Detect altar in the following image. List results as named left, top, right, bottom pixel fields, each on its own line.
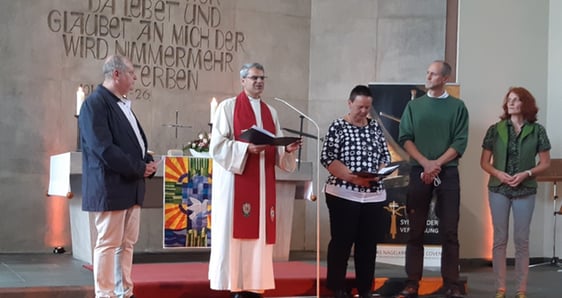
left=47, top=152, right=312, bottom=264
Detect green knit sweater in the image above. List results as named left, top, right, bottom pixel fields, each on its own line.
left=398, top=94, right=469, bottom=167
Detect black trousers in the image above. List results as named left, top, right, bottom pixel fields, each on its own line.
left=405, top=166, right=461, bottom=289
left=325, top=192, right=386, bottom=293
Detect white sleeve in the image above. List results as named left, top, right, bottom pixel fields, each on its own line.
left=209, top=98, right=249, bottom=174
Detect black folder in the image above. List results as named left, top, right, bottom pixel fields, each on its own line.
left=353, top=164, right=400, bottom=178
left=239, top=126, right=300, bottom=146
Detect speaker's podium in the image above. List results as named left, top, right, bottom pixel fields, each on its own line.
left=530, top=158, right=562, bottom=268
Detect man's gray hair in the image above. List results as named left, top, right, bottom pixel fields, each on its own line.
left=434, top=60, right=452, bottom=77
left=240, top=62, right=264, bottom=78
left=103, top=55, right=129, bottom=79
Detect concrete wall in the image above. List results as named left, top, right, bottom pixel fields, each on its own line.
left=547, top=0, right=562, bottom=160
left=0, top=0, right=311, bottom=252
left=544, top=0, right=562, bottom=258
left=457, top=0, right=552, bottom=258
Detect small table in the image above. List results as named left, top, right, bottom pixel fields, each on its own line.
left=530, top=159, right=562, bottom=268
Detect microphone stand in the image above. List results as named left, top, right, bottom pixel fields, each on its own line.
left=274, top=97, right=321, bottom=298
left=298, top=115, right=304, bottom=170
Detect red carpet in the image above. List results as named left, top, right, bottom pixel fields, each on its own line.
left=84, top=261, right=328, bottom=297
left=83, top=262, right=466, bottom=297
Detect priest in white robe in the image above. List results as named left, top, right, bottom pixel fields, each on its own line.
left=208, top=62, right=300, bottom=298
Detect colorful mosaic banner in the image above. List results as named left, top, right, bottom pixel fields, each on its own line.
left=164, top=156, right=212, bottom=248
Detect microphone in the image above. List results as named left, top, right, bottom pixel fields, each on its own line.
left=379, top=111, right=401, bottom=123
left=274, top=97, right=322, bottom=298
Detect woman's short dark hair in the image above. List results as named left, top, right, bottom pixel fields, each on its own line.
left=500, top=87, right=539, bottom=123
left=349, top=85, right=372, bottom=102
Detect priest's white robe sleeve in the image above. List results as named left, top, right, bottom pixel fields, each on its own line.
left=209, top=98, right=249, bottom=174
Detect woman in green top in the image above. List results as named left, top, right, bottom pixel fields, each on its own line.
left=480, top=87, right=551, bottom=298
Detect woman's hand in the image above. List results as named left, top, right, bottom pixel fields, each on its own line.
left=350, top=174, right=380, bottom=188
left=505, top=172, right=528, bottom=187
left=495, top=170, right=515, bottom=185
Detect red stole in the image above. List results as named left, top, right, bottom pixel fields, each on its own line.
left=232, top=91, right=277, bottom=244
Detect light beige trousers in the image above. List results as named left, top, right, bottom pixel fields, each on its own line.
left=93, top=205, right=140, bottom=298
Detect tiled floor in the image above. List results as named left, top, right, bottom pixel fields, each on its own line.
left=0, top=253, right=93, bottom=288
left=1, top=252, right=562, bottom=297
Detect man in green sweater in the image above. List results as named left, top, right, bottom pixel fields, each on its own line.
left=396, top=60, right=469, bottom=298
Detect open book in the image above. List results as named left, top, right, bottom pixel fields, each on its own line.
left=239, top=125, right=300, bottom=146
left=353, top=164, right=400, bottom=178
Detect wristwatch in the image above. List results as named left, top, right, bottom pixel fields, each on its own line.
left=526, top=170, right=533, bottom=177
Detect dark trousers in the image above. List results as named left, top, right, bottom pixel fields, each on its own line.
left=405, top=166, right=461, bottom=289
left=325, top=193, right=386, bottom=293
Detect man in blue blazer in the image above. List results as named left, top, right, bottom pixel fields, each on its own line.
left=79, top=55, right=158, bottom=298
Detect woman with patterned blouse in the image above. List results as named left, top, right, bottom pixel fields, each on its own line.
left=320, top=85, right=391, bottom=298
left=480, top=87, right=551, bottom=298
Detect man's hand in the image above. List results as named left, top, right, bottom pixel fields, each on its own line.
left=420, top=159, right=441, bottom=184
left=247, top=144, right=268, bottom=155
left=422, top=160, right=441, bottom=176
left=144, top=161, right=158, bottom=177
left=285, top=138, right=303, bottom=153
left=420, top=172, right=436, bottom=185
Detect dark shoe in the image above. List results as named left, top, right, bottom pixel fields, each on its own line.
left=395, top=285, right=418, bottom=298
left=358, top=290, right=375, bottom=298
left=333, top=289, right=351, bottom=298
left=243, top=291, right=263, bottom=298
left=445, top=287, right=464, bottom=298
left=230, top=291, right=263, bottom=298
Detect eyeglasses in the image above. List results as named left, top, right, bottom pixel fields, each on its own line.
left=246, top=76, right=267, bottom=81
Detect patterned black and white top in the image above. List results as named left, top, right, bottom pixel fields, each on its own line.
left=321, top=117, right=391, bottom=196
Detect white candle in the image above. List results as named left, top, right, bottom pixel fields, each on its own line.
left=210, top=97, right=217, bottom=124
left=76, top=86, right=85, bottom=116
